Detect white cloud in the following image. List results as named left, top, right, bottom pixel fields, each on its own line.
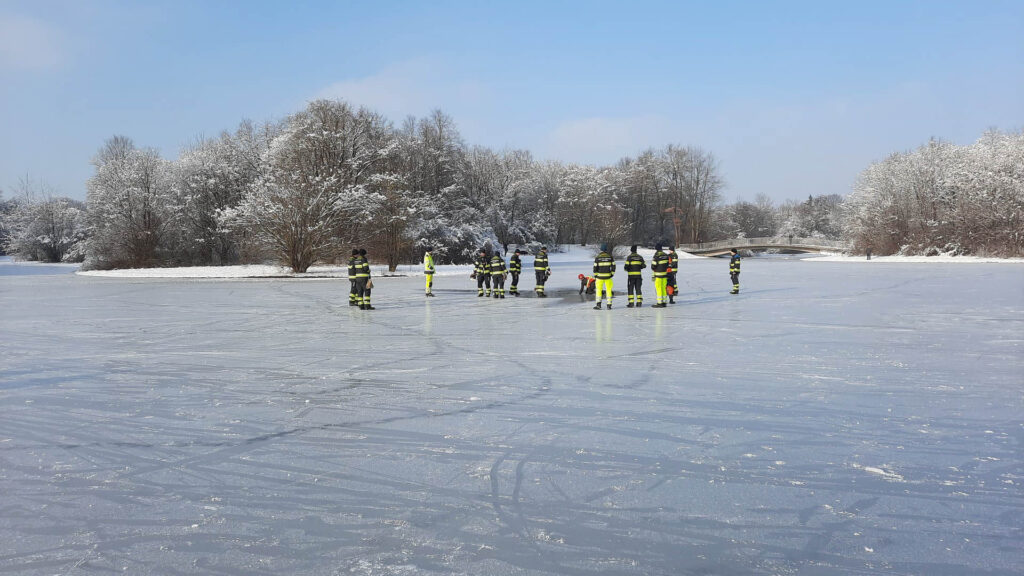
left=313, top=57, right=490, bottom=122
left=0, top=14, right=62, bottom=70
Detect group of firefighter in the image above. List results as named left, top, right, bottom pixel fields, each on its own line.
left=467, top=246, right=548, bottom=299
left=420, top=244, right=741, bottom=308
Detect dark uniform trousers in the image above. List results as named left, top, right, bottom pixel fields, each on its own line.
left=628, top=277, right=643, bottom=303
left=354, top=278, right=370, bottom=304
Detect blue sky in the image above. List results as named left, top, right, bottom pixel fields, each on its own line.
left=1, top=0, right=1021, bottom=203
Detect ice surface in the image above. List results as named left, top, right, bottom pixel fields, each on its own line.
left=1, top=253, right=1022, bottom=575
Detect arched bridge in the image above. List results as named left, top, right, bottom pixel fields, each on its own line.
left=677, top=237, right=848, bottom=256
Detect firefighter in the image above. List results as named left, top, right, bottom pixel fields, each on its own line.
left=472, top=249, right=491, bottom=297
left=623, top=244, right=646, bottom=307
left=508, top=249, right=523, bottom=296
left=355, top=248, right=374, bottom=310
left=592, top=243, right=615, bottom=310
left=729, top=248, right=741, bottom=294
left=667, top=246, right=679, bottom=304
left=347, top=248, right=360, bottom=306
left=490, top=252, right=507, bottom=298
left=651, top=243, right=670, bottom=307
left=578, top=273, right=596, bottom=295
left=534, top=246, right=551, bottom=297
left=423, top=246, right=435, bottom=297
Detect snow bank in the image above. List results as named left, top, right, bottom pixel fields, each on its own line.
left=806, top=254, right=1024, bottom=264
left=74, top=245, right=662, bottom=279
left=75, top=245, right=1023, bottom=279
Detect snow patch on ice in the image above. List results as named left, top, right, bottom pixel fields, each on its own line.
left=807, top=254, right=1024, bottom=264
left=852, top=463, right=905, bottom=482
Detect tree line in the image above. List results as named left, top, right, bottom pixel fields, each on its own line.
left=843, top=130, right=1023, bottom=257
left=1, top=100, right=1020, bottom=267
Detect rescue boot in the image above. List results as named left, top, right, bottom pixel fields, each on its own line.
left=594, top=302, right=602, bottom=310
left=627, top=302, right=634, bottom=308
left=607, top=302, right=611, bottom=309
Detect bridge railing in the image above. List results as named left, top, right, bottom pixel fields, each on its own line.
left=677, top=237, right=848, bottom=252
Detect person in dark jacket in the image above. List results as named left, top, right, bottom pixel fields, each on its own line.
left=667, top=247, right=679, bottom=303
left=490, top=252, right=507, bottom=298
left=355, top=248, right=374, bottom=310
left=347, top=248, right=360, bottom=306
left=473, top=249, right=491, bottom=297
left=623, top=245, right=646, bottom=307
left=729, top=248, right=741, bottom=294
left=592, top=243, right=615, bottom=309
left=534, top=246, right=551, bottom=297
left=651, top=244, right=670, bottom=307
left=508, top=249, right=523, bottom=296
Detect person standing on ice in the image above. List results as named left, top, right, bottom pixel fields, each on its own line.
left=423, top=246, right=436, bottom=297
left=508, top=249, right=523, bottom=296
left=623, top=244, right=646, bottom=307
left=729, top=248, right=741, bottom=294
left=651, top=243, right=670, bottom=307
left=592, top=243, right=616, bottom=309
left=355, top=248, right=374, bottom=310
left=489, top=251, right=507, bottom=298
left=534, top=246, right=551, bottom=297
left=472, top=248, right=491, bottom=297
left=347, top=248, right=360, bottom=306
left=666, top=246, right=680, bottom=304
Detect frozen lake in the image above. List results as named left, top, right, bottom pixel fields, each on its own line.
left=1, top=255, right=1022, bottom=575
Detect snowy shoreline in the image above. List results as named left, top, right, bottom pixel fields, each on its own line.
left=70, top=248, right=1024, bottom=279
left=5, top=246, right=1019, bottom=280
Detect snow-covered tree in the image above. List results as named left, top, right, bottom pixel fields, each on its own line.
left=85, top=137, right=176, bottom=269
left=0, top=190, right=9, bottom=253
left=170, top=121, right=276, bottom=265
left=555, top=164, right=626, bottom=246
left=777, top=194, right=843, bottom=240
left=2, top=176, right=87, bottom=262
left=843, top=131, right=1023, bottom=256
left=727, top=194, right=778, bottom=239
left=224, top=100, right=392, bottom=272
left=398, top=110, right=495, bottom=263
